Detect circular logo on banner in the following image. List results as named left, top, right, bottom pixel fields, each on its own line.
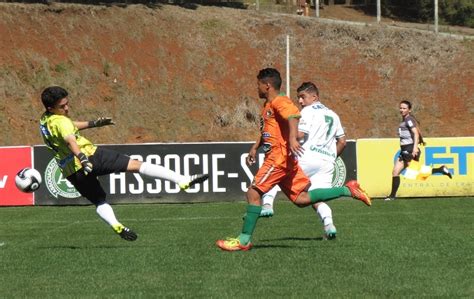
left=45, top=159, right=81, bottom=198
left=332, top=157, right=347, bottom=187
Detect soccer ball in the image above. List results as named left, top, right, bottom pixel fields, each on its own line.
left=15, top=167, right=42, bottom=193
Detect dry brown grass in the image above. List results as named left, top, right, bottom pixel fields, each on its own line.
left=0, top=3, right=472, bottom=145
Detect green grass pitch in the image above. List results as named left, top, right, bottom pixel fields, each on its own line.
left=1, top=197, right=473, bottom=298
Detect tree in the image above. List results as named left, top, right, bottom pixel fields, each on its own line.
left=440, top=0, right=474, bottom=27
left=379, top=0, right=473, bottom=28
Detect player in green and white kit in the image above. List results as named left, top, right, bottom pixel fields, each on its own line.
left=260, top=82, right=346, bottom=239
left=40, top=86, right=208, bottom=241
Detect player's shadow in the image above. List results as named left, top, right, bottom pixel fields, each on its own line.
left=252, top=244, right=294, bottom=249
left=253, top=236, right=326, bottom=249
left=36, top=245, right=144, bottom=249
left=260, top=236, right=325, bottom=242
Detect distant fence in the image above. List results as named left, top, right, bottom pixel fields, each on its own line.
left=2, top=0, right=472, bottom=35
left=250, top=1, right=473, bottom=36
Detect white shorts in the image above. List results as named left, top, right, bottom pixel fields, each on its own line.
left=299, top=158, right=335, bottom=190
left=262, top=157, right=335, bottom=201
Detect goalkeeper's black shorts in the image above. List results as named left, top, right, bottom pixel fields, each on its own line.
left=66, top=147, right=130, bottom=205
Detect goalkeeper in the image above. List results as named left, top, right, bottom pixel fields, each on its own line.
left=39, top=86, right=208, bottom=241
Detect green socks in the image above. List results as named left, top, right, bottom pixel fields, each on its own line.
left=308, top=187, right=351, bottom=204
left=239, top=205, right=262, bottom=245
left=237, top=189, right=351, bottom=245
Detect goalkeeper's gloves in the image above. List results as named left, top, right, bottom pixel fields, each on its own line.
left=78, top=153, right=93, bottom=175
left=88, top=117, right=114, bottom=128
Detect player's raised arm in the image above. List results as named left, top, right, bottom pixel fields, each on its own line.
left=73, top=121, right=91, bottom=130
left=74, top=117, right=115, bottom=130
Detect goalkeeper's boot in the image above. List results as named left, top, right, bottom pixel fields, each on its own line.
left=345, top=180, right=372, bottom=206
left=179, top=174, right=209, bottom=190
left=259, top=204, right=274, bottom=218
left=441, top=165, right=452, bottom=179
left=216, top=237, right=252, bottom=251
left=323, top=223, right=337, bottom=240
left=112, top=224, right=138, bottom=241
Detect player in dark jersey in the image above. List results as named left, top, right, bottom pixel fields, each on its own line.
left=40, top=86, right=209, bottom=241
left=385, top=100, right=452, bottom=201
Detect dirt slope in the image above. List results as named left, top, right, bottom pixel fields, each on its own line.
left=0, top=3, right=473, bottom=146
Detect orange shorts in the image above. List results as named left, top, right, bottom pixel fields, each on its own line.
left=252, top=158, right=310, bottom=202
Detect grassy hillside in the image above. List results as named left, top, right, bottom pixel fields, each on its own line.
left=0, top=3, right=473, bottom=146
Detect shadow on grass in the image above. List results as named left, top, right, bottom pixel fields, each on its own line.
left=252, top=244, right=294, bottom=249
left=260, top=236, right=325, bottom=242
left=252, top=236, right=326, bottom=249
left=36, top=244, right=146, bottom=249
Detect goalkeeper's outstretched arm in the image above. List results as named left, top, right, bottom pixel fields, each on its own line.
left=74, top=117, right=115, bottom=130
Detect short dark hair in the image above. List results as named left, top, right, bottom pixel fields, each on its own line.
left=257, top=68, right=282, bottom=90
left=41, top=86, right=68, bottom=110
left=297, top=82, right=319, bottom=96
left=400, top=100, right=412, bottom=109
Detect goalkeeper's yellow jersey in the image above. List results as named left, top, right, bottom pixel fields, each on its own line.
left=40, top=112, right=97, bottom=177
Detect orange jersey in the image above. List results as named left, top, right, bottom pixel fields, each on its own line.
left=260, top=95, right=301, bottom=166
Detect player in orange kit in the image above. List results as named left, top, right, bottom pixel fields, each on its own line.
left=216, top=68, right=371, bottom=251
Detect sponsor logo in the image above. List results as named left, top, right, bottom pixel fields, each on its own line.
left=262, top=142, right=272, bottom=153
left=45, top=159, right=81, bottom=198
left=40, top=124, right=50, bottom=136
left=0, top=175, right=7, bottom=188
left=262, top=132, right=271, bottom=138
left=332, top=157, right=347, bottom=187
left=309, top=145, right=336, bottom=158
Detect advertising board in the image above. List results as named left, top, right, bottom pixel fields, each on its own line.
left=33, top=141, right=357, bottom=205
left=357, top=137, right=474, bottom=197
left=0, top=146, right=34, bottom=206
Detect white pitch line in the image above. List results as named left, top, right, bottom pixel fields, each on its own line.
left=0, top=216, right=237, bottom=225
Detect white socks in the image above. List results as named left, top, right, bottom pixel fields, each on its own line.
left=262, top=186, right=279, bottom=207
left=96, top=203, right=120, bottom=226
left=139, top=162, right=187, bottom=184
left=315, top=202, right=333, bottom=226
